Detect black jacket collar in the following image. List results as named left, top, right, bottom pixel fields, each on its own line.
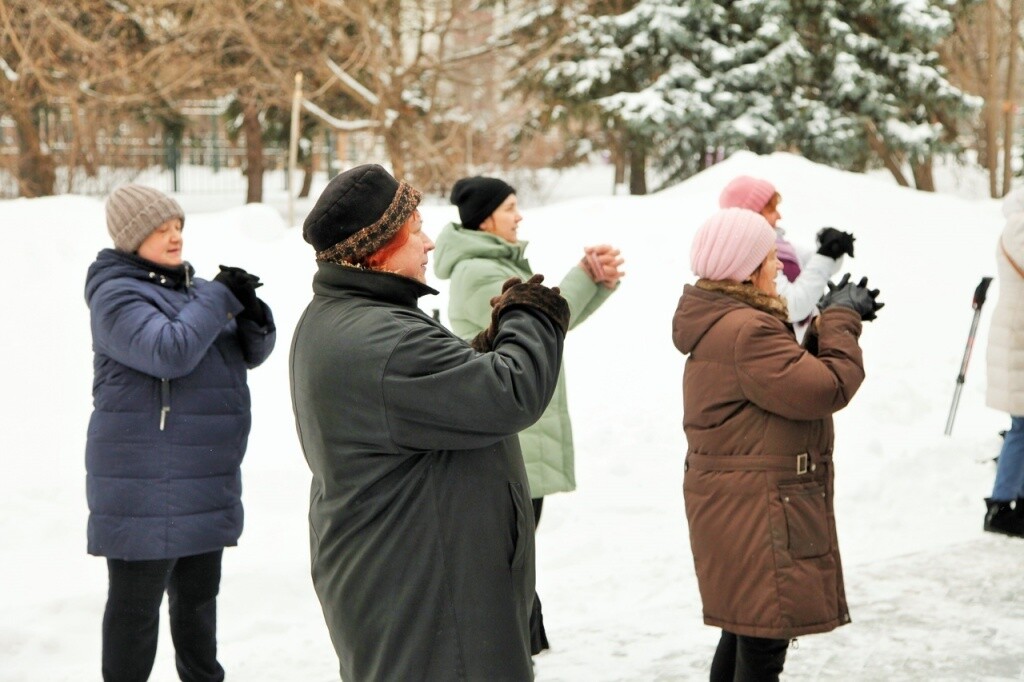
left=312, top=261, right=438, bottom=307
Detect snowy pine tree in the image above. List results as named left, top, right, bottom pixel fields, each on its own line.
left=531, top=0, right=812, bottom=188
left=502, top=1, right=596, bottom=168
left=627, top=0, right=808, bottom=183
left=505, top=1, right=659, bottom=191
left=790, top=0, right=981, bottom=188
left=526, top=0, right=979, bottom=189
left=534, top=0, right=712, bottom=190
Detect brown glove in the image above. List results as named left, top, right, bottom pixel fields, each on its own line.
left=469, top=274, right=570, bottom=352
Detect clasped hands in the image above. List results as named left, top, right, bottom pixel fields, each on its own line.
left=581, top=244, right=625, bottom=289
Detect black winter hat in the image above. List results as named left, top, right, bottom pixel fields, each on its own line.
left=303, top=164, right=422, bottom=263
left=449, top=176, right=515, bottom=230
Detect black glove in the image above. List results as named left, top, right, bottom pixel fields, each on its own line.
left=214, top=265, right=267, bottom=325
left=817, top=273, right=884, bottom=321
left=816, top=227, right=856, bottom=259
left=470, top=274, right=570, bottom=352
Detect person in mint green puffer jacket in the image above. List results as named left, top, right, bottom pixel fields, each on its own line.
left=433, top=175, right=624, bottom=655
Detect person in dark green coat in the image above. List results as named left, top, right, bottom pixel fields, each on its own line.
left=290, top=164, right=570, bottom=681
left=433, top=176, right=624, bottom=653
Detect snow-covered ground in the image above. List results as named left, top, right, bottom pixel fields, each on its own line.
left=2, top=152, right=1022, bottom=681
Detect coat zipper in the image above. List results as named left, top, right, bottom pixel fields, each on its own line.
left=160, top=378, right=171, bottom=431
left=155, top=265, right=189, bottom=429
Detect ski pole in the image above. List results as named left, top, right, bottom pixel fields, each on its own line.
left=944, top=276, right=994, bottom=435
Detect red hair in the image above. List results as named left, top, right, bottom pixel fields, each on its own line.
left=362, top=222, right=411, bottom=270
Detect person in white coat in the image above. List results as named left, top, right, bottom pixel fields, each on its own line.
left=719, top=175, right=855, bottom=340
left=984, top=187, right=1024, bottom=537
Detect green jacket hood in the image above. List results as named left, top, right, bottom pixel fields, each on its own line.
left=433, top=222, right=529, bottom=280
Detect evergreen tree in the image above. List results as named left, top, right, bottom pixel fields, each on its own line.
left=526, top=0, right=978, bottom=189
left=791, top=0, right=980, bottom=187
left=529, top=0, right=810, bottom=189
left=618, top=0, right=807, bottom=183
left=505, top=1, right=644, bottom=187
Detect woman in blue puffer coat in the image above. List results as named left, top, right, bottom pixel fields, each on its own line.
left=85, top=184, right=275, bottom=682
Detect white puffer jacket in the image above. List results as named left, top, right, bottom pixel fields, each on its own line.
left=986, top=188, right=1024, bottom=415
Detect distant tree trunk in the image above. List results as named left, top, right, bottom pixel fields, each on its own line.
left=9, top=97, right=55, bottom=197
left=611, top=126, right=626, bottom=191
left=627, top=132, right=647, bottom=195
left=986, top=0, right=1000, bottom=198
left=69, top=99, right=98, bottom=181
left=241, top=99, right=264, bottom=203
left=864, top=120, right=910, bottom=187
left=1002, top=0, right=1020, bottom=197
left=911, top=158, right=935, bottom=192
left=65, top=119, right=82, bottom=194
left=300, top=152, right=314, bottom=198
left=81, top=106, right=100, bottom=178
left=384, top=125, right=407, bottom=181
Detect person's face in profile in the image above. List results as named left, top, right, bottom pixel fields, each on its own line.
left=480, top=194, right=522, bottom=243
left=750, top=244, right=782, bottom=296
left=760, top=195, right=781, bottom=229
left=383, top=210, right=434, bottom=283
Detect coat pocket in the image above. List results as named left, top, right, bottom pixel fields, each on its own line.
left=778, top=481, right=830, bottom=559
left=508, top=481, right=528, bottom=570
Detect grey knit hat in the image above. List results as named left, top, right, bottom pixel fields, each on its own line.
left=105, top=184, right=185, bottom=253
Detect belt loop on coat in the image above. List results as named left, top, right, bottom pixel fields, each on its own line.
left=685, top=451, right=829, bottom=473
left=796, top=453, right=808, bottom=475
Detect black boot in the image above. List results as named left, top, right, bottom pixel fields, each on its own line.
left=984, top=498, right=1024, bottom=537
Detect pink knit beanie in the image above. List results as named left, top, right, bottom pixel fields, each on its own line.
left=690, top=208, right=776, bottom=282
left=718, top=175, right=777, bottom=212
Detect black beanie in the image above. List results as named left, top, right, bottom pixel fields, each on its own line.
left=449, top=176, right=515, bottom=230
left=303, top=164, right=421, bottom=263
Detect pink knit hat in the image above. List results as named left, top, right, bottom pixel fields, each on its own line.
left=718, top=175, right=777, bottom=212
left=691, top=208, right=776, bottom=282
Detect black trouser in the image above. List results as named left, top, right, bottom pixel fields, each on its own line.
left=532, top=496, right=544, bottom=529
left=709, top=630, right=789, bottom=682
left=103, top=549, right=225, bottom=682
left=530, top=497, right=550, bottom=655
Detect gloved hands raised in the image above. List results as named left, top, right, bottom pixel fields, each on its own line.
left=816, top=227, right=856, bottom=259
left=470, top=274, right=570, bottom=352
left=817, top=273, right=884, bottom=321
left=214, top=265, right=267, bottom=325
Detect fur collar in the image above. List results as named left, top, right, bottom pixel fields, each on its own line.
left=694, top=278, right=790, bottom=322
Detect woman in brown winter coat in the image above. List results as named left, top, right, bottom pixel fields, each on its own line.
left=672, top=207, right=882, bottom=681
